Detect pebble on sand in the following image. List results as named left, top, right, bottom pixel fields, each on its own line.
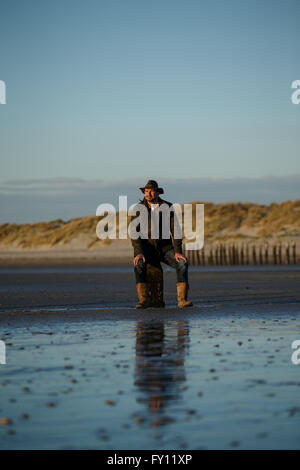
left=134, top=416, right=145, bottom=424
left=1, top=417, right=12, bottom=426
left=186, top=409, right=196, bottom=415
left=230, top=440, right=240, bottom=447
left=105, top=400, right=115, bottom=406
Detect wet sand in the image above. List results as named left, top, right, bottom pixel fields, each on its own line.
left=0, top=267, right=300, bottom=449
left=0, top=249, right=133, bottom=267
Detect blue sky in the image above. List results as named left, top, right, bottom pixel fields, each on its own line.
left=0, top=0, right=299, bottom=222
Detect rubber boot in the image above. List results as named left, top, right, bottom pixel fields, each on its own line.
left=136, top=283, right=148, bottom=309
left=177, top=282, right=193, bottom=308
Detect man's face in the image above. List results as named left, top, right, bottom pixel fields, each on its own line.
left=144, top=188, right=158, bottom=203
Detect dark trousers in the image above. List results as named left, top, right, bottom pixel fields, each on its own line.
left=134, top=248, right=188, bottom=284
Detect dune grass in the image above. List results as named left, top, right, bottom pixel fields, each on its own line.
left=0, top=200, right=299, bottom=249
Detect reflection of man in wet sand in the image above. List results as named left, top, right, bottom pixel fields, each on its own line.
left=134, top=321, right=189, bottom=428
left=130, top=180, right=193, bottom=309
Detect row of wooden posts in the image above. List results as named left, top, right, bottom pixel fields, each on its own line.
left=183, top=241, right=298, bottom=266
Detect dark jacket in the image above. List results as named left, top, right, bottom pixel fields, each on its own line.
left=130, top=197, right=182, bottom=258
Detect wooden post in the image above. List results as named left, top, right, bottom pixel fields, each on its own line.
left=245, top=243, right=249, bottom=265
left=201, top=247, right=205, bottom=265
left=285, top=242, right=290, bottom=265
left=292, top=240, right=296, bottom=264
left=252, top=244, right=257, bottom=265
left=231, top=244, right=235, bottom=265
left=264, top=243, right=268, bottom=265
left=196, top=249, right=201, bottom=266
left=219, top=243, right=223, bottom=266
left=146, top=264, right=165, bottom=308
left=215, top=244, right=219, bottom=265
left=240, top=243, right=244, bottom=265
left=235, top=244, right=240, bottom=265
left=223, top=243, right=228, bottom=265
left=228, top=244, right=232, bottom=265
left=273, top=244, right=277, bottom=265
left=209, top=245, right=213, bottom=265
left=278, top=243, right=282, bottom=265
left=259, top=244, right=263, bottom=265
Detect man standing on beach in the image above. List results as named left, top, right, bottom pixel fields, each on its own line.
left=130, top=179, right=193, bottom=309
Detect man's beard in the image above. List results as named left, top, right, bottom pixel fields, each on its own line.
left=145, top=195, right=158, bottom=204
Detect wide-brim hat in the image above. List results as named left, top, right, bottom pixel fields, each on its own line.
left=139, top=179, right=164, bottom=194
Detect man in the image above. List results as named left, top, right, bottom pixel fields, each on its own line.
left=130, top=179, right=193, bottom=309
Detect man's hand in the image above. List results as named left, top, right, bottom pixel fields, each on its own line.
left=134, top=254, right=145, bottom=266
left=175, top=253, right=188, bottom=263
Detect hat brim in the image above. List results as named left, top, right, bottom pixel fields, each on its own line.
left=139, top=187, right=164, bottom=194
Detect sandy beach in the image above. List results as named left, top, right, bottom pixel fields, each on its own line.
left=0, top=266, right=300, bottom=449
